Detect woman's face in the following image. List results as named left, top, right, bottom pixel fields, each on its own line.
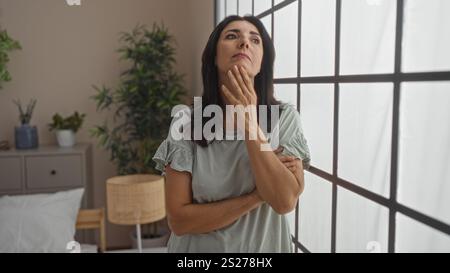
left=215, top=20, right=264, bottom=79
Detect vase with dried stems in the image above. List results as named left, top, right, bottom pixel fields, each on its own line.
left=13, top=98, right=38, bottom=149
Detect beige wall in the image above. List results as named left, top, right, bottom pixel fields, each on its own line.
left=0, top=0, right=213, bottom=248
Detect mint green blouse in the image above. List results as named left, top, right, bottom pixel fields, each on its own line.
left=153, top=103, right=311, bottom=253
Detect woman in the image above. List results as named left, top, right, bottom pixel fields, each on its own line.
left=153, top=15, right=310, bottom=252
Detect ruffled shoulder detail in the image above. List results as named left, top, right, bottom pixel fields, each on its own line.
left=152, top=139, right=194, bottom=175
left=152, top=105, right=194, bottom=175
left=282, top=127, right=311, bottom=169
left=277, top=103, right=311, bottom=169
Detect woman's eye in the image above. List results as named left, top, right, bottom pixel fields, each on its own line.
left=225, top=34, right=237, bottom=39
left=225, top=33, right=260, bottom=44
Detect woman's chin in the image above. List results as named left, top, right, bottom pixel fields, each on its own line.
left=229, top=61, right=253, bottom=76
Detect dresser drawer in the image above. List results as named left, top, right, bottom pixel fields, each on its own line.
left=25, top=155, right=83, bottom=189
left=0, top=157, right=22, bottom=191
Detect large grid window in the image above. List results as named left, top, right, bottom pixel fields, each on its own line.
left=216, top=0, right=450, bottom=253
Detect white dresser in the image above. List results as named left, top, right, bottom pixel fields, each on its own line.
left=0, top=143, right=92, bottom=203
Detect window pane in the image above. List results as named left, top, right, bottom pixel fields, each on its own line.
left=274, top=1, right=298, bottom=78
left=254, top=0, right=271, bottom=16
left=396, top=213, right=450, bottom=252
left=338, top=83, right=392, bottom=197
left=286, top=208, right=296, bottom=239
left=274, top=84, right=297, bottom=109
left=340, top=0, right=396, bottom=74
left=260, top=15, right=272, bottom=38
left=217, top=0, right=226, bottom=23
left=274, top=0, right=284, bottom=6
left=238, top=0, right=252, bottom=16
left=402, top=0, right=450, bottom=72
left=226, top=0, right=237, bottom=16
left=398, top=82, right=450, bottom=224
left=301, top=84, right=334, bottom=173
left=301, top=0, right=335, bottom=76
left=336, top=187, right=389, bottom=252
left=299, top=172, right=332, bottom=253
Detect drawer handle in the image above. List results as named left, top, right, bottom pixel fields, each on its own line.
left=50, top=170, right=57, bottom=175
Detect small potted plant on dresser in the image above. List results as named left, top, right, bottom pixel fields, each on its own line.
left=48, top=111, right=86, bottom=147
left=13, top=99, right=39, bottom=149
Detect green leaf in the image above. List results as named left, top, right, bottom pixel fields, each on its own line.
left=48, top=111, right=86, bottom=132
left=0, top=29, right=21, bottom=90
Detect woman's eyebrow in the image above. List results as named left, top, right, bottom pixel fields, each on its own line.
left=224, top=29, right=261, bottom=37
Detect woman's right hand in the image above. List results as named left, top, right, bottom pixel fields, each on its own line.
left=274, top=147, right=303, bottom=181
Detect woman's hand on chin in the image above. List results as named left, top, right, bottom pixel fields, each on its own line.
left=220, top=65, right=259, bottom=138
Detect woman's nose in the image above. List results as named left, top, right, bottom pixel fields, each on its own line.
left=238, top=38, right=250, bottom=49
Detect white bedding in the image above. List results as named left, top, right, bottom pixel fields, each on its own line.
left=0, top=188, right=84, bottom=253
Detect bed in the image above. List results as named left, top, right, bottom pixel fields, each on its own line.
left=0, top=188, right=105, bottom=253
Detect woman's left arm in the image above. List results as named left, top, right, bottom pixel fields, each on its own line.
left=221, top=65, right=304, bottom=214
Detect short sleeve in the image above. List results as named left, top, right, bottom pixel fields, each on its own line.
left=152, top=107, right=194, bottom=175
left=276, top=104, right=311, bottom=169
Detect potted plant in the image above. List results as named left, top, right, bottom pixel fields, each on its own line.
left=1, top=28, right=22, bottom=148
left=90, top=23, right=186, bottom=248
left=13, top=99, right=38, bottom=149
left=0, top=28, right=21, bottom=90
left=48, top=111, right=86, bottom=147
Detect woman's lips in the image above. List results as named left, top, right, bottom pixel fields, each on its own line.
left=232, top=53, right=251, bottom=62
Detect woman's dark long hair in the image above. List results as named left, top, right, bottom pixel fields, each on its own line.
left=193, top=15, right=280, bottom=147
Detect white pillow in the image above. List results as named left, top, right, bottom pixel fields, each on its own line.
left=0, top=188, right=84, bottom=253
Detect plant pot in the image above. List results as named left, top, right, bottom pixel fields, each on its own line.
left=130, top=229, right=170, bottom=249
left=15, top=124, right=39, bottom=149
left=56, top=129, right=76, bottom=147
